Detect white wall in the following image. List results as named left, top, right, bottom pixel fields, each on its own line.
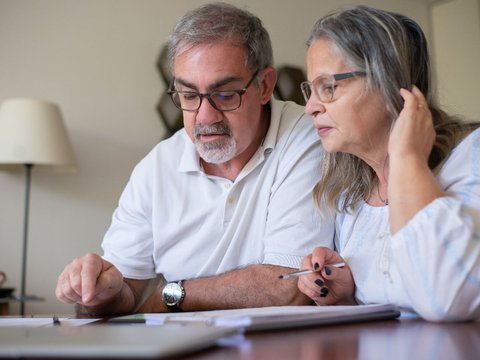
left=431, top=0, right=480, bottom=120
left=0, top=0, right=440, bottom=315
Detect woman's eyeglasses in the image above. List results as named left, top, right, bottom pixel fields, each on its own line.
left=300, top=71, right=365, bottom=103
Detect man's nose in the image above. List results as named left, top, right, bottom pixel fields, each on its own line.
left=196, top=96, right=222, bottom=125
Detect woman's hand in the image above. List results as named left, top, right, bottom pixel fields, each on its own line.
left=387, top=85, right=444, bottom=233
left=388, top=85, right=435, bottom=163
left=297, top=247, right=356, bottom=306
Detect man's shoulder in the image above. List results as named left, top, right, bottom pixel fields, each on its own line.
left=135, top=128, right=190, bottom=171
left=272, top=99, right=313, bottom=131
left=149, top=128, right=189, bottom=155
left=270, top=99, right=317, bottom=145
left=271, top=98, right=307, bottom=120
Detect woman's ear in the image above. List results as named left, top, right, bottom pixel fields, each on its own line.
left=259, top=67, right=277, bottom=105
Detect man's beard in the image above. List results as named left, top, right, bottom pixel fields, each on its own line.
left=194, top=122, right=237, bottom=164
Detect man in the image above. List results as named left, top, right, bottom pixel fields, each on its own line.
left=56, top=2, right=333, bottom=316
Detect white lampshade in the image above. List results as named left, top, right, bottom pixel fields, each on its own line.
left=0, top=98, right=75, bottom=168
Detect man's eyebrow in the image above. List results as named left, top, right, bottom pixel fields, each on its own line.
left=174, top=76, right=243, bottom=92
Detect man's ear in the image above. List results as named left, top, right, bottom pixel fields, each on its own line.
left=259, top=67, right=277, bottom=105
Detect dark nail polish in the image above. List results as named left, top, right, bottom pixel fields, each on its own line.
left=314, top=279, right=324, bottom=287
left=314, top=263, right=320, bottom=270
left=321, top=287, right=329, bottom=295
left=319, top=293, right=327, bottom=298
left=324, top=266, right=332, bottom=275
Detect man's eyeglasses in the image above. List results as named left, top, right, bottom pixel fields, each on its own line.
left=300, top=71, right=366, bottom=103
left=168, top=70, right=259, bottom=112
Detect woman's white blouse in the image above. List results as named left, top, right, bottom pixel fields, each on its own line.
left=335, top=128, right=480, bottom=321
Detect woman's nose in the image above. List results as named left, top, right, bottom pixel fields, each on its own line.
left=305, top=96, right=327, bottom=118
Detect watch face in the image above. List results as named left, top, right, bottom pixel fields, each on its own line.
left=163, top=282, right=183, bottom=306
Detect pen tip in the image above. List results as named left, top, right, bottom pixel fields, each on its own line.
left=278, top=275, right=284, bottom=279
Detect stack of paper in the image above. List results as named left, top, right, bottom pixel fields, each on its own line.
left=111, top=303, right=400, bottom=331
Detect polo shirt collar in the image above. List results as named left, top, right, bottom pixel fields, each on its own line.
left=178, top=132, right=201, bottom=173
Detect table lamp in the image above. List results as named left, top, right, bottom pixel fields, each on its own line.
left=0, top=98, right=75, bottom=315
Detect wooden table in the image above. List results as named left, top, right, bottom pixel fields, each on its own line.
left=181, top=317, right=480, bottom=360
left=4, top=317, right=479, bottom=360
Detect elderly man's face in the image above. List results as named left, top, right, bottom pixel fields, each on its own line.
left=173, top=43, right=269, bottom=165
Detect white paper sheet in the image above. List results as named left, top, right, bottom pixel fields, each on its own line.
left=117, top=303, right=400, bottom=331
left=0, top=317, right=99, bottom=327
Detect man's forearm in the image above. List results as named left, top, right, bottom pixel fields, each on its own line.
left=139, top=264, right=311, bottom=313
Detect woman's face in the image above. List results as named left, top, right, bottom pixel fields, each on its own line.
left=304, top=38, right=390, bottom=161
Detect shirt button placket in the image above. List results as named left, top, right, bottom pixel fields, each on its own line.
left=223, top=182, right=234, bottom=226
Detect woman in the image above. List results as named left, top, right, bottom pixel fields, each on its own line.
left=298, top=6, right=480, bottom=321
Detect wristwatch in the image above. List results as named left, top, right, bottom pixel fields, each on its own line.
left=161, top=280, right=185, bottom=312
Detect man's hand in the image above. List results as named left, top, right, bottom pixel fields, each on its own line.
left=56, top=258, right=312, bottom=315
left=55, top=253, right=124, bottom=307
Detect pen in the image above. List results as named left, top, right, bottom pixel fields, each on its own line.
left=52, top=315, right=61, bottom=326
left=278, top=262, right=346, bottom=280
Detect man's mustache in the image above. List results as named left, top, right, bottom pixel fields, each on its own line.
left=194, top=123, right=231, bottom=139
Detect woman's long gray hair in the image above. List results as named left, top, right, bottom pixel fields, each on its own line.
left=309, top=5, right=477, bottom=214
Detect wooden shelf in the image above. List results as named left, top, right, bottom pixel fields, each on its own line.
left=0, top=295, right=44, bottom=315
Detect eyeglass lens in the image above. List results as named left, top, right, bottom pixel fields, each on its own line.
left=171, top=91, right=242, bottom=112
left=301, top=76, right=336, bottom=103
left=301, top=71, right=365, bottom=104
left=169, top=70, right=259, bottom=112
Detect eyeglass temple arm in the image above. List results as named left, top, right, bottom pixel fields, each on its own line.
left=333, top=71, right=366, bottom=81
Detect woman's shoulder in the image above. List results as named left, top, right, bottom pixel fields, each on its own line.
left=448, top=127, right=480, bottom=159
left=438, top=127, right=480, bottom=180
left=459, top=126, right=480, bottom=144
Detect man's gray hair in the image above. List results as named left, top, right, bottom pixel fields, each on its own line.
left=167, top=2, right=273, bottom=74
